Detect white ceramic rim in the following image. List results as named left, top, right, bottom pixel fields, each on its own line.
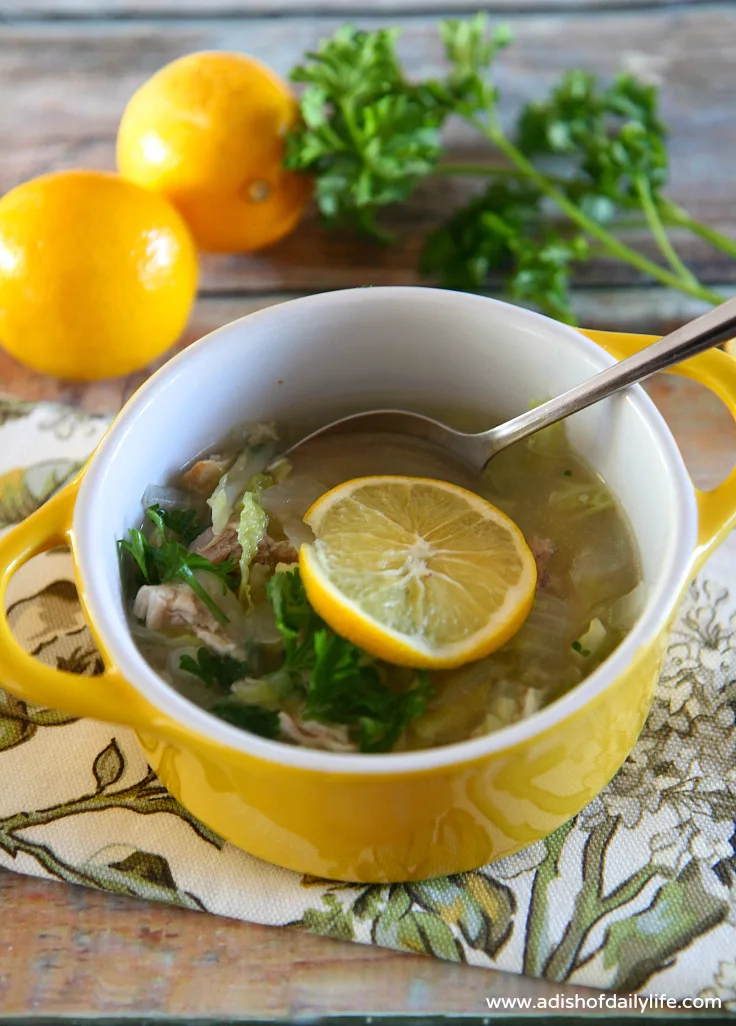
left=75, top=287, right=698, bottom=775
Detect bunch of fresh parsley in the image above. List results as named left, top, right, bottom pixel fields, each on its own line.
left=285, top=16, right=734, bottom=324
left=182, top=569, right=432, bottom=753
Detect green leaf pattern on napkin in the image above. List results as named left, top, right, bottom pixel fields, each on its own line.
left=0, top=459, right=82, bottom=527
left=1, top=396, right=735, bottom=1006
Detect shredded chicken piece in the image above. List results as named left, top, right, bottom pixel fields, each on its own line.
left=190, top=525, right=242, bottom=565
left=254, top=534, right=298, bottom=568
left=133, top=582, right=240, bottom=656
left=179, top=455, right=231, bottom=498
left=529, top=536, right=555, bottom=591
left=278, top=712, right=356, bottom=753
left=189, top=529, right=297, bottom=570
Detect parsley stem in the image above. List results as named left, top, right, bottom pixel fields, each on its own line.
left=339, top=98, right=364, bottom=163
left=661, top=200, right=736, bottom=261
left=434, top=162, right=524, bottom=178
left=635, top=175, right=700, bottom=289
left=182, top=570, right=229, bottom=627
left=434, top=161, right=730, bottom=293
left=433, top=162, right=570, bottom=188
left=479, top=122, right=725, bottom=307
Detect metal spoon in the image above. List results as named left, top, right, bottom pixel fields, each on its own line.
left=289, top=297, right=736, bottom=473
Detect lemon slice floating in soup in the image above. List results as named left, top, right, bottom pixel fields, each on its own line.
left=299, top=476, right=537, bottom=669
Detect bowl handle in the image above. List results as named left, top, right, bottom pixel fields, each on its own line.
left=581, top=328, right=736, bottom=572
left=0, top=472, right=163, bottom=729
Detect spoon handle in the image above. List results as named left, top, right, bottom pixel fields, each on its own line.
left=487, top=296, right=736, bottom=456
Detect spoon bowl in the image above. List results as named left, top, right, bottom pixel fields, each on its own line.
left=289, top=297, right=736, bottom=472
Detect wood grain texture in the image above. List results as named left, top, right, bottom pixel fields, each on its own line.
left=0, top=868, right=607, bottom=1017
left=1, top=8, right=735, bottom=299
left=0, top=0, right=720, bottom=18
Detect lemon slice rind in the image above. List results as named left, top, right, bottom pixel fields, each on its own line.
left=300, top=476, right=537, bottom=669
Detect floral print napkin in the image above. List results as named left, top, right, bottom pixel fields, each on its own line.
left=1, top=394, right=735, bottom=1006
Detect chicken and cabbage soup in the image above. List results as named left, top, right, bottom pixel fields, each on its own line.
left=118, top=418, right=642, bottom=754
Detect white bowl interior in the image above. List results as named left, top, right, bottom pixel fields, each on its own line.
left=75, top=287, right=697, bottom=771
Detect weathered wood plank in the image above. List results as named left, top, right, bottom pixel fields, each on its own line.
left=0, top=868, right=602, bottom=1017
left=0, top=9, right=734, bottom=295
left=0, top=0, right=716, bottom=18
left=0, top=290, right=715, bottom=413
left=196, top=223, right=736, bottom=292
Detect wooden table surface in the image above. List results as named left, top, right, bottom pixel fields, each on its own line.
left=1, top=0, right=735, bottom=1019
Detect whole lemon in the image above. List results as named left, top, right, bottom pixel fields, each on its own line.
left=0, top=170, right=198, bottom=380
left=116, top=51, right=310, bottom=254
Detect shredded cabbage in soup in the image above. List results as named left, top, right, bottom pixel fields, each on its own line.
left=118, top=419, right=642, bottom=754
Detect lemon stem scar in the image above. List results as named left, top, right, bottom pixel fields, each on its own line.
left=247, top=180, right=271, bottom=203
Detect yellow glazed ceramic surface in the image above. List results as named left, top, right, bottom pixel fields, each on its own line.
left=1, top=289, right=736, bottom=883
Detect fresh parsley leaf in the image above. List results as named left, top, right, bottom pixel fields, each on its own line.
left=421, top=180, right=588, bottom=323
left=508, top=234, right=589, bottom=325
left=517, top=70, right=669, bottom=218
left=149, top=504, right=205, bottom=546
left=265, top=570, right=432, bottom=752
left=119, top=528, right=150, bottom=579
left=119, top=508, right=238, bottom=626
left=210, top=699, right=280, bottom=740
left=180, top=648, right=250, bottom=689
left=422, top=181, right=539, bottom=289
left=180, top=648, right=281, bottom=740
left=439, top=14, right=511, bottom=116
left=285, top=25, right=449, bottom=238
left=307, top=629, right=432, bottom=753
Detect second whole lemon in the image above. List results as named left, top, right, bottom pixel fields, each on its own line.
left=0, top=170, right=198, bottom=380
left=116, top=51, right=311, bottom=253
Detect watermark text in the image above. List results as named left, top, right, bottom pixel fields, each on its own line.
left=485, top=993, right=721, bottom=1013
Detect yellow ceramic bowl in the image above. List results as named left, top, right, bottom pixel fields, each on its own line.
left=2, top=288, right=736, bottom=883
